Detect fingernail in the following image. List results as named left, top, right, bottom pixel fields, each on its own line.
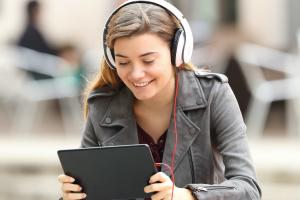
left=70, top=178, right=75, bottom=182
left=82, top=193, right=87, bottom=198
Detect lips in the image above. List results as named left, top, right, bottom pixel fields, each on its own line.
left=132, top=80, right=153, bottom=87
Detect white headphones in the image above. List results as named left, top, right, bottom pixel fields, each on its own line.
left=103, top=0, right=194, bottom=69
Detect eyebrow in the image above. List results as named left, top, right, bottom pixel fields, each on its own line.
left=115, top=52, right=158, bottom=58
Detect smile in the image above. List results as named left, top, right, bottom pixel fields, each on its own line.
left=132, top=80, right=153, bottom=87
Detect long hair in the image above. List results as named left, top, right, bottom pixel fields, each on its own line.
left=83, top=3, right=196, bottom=118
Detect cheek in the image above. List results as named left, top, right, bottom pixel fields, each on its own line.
left=116, top=68, right=126, bottom=81
left=116, top=68, right=132, bottom=87
left=156, top=63, right=175, bottom=78
left=159, top=55, right=175, bottom=74
left=116, top=67, right=124, bottom=78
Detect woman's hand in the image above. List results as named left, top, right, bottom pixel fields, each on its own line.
left=58, top=174, right=87, bottom=200
left=144, top=172, right=195, bottom=200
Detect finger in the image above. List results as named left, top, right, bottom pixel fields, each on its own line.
left=63, top=192, right=87, bottom=200
left=150, top=189, right=170, bottom=200
left=144, top=181, right=172, bottom=193
left=58, top=174, right=75, bottom=183
left=164, top=192, right=172, bottom=200
left=61, top=183, right=82, bottom=193
left=149, top=172, right=170, bottom=184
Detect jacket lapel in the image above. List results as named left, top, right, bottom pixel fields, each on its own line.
left=99, top=86, right=139, bottom=146
left=161, top=70, right=208, bottom=176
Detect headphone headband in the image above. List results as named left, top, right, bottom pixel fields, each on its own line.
left=103, top=0, right=194, bottom=69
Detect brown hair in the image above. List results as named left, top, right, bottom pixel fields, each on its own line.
left=83, top=3, right=196, bottom=118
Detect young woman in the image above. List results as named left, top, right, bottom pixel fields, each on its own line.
left=58, top=0, right=261, bottom=199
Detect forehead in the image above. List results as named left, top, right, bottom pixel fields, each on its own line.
left=114, top=33, right=169, bottom=57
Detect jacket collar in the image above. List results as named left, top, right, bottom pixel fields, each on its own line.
left=97, top=85, right=140, bottom=146
left=98, top=69, right=208, bottom=128
left=99, top=85, right=135, bottom=128
left=176, top=70, right=207, bottom=110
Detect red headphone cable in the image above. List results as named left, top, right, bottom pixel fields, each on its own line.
left=155, top=71, right=179, bottom=200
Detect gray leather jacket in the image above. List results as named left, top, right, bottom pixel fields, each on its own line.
left=81, top=70, right=262, bottom=200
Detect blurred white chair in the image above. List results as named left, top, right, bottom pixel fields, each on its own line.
left=0, top=46, right=26, bottom=124
left=10, top=46, right=82, bottom=135
left=235, top=42, right=300, bottom=138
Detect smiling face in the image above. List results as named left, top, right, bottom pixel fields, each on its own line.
left=114, top=33, right=175, bottom=102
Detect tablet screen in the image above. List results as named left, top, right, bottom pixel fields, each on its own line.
left=58, top=144, right=157, bottom=200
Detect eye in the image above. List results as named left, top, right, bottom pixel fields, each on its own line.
left=143, top=60, right=154, bottom=65
left=118, top=62, right=129, bottom=66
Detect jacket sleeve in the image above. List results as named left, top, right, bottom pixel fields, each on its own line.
left=186, top=82, right=262, bottom=200
left=80, top=112, right=99, bottom=148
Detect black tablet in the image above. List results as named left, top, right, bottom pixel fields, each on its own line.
left=57, top=144, right=157, bottom=200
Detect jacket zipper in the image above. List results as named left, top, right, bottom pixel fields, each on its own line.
left=194, top=185, right=236, bottom=192
left=188, top=148, right=195, bottom=183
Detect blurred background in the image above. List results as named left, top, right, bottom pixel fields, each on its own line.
left=0, top=0, right=299, bottom=199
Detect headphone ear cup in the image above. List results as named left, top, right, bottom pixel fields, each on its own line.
left=104, top=46, right=116, bottom=69
left=171, top=29, right=185, bottom=67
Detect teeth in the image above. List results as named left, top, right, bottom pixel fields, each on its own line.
left=133, top=81, right=151, bottom=87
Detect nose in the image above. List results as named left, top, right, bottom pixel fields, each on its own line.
left=129, top=65, right=145, bottom=80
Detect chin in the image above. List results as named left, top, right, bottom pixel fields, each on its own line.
left=134, top=94, right=153, bottom=101
left=133, top=92, right=156, bottom=101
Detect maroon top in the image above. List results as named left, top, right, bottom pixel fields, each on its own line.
left=137, top=123, right=167, bottom=166
left=137, top=124, right=168, bottom=200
